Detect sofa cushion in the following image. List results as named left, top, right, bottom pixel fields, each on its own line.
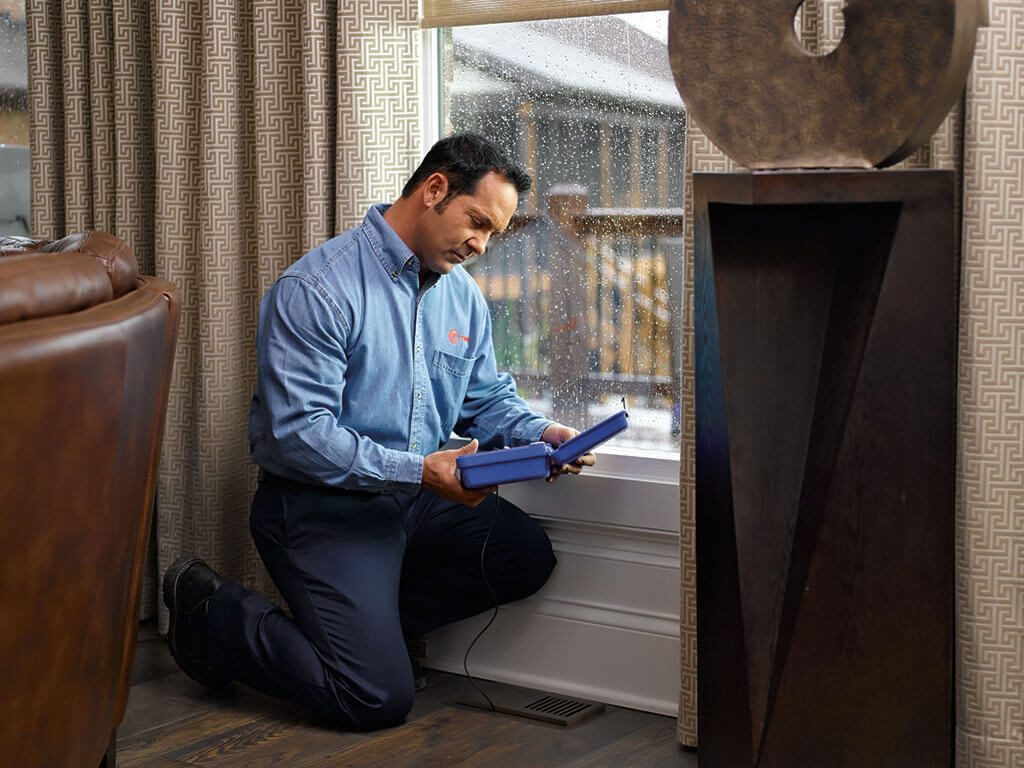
left=0, top=231, right=139, bottom=325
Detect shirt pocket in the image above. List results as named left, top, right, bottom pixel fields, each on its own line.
left=430, top=349, right=475, bottom=434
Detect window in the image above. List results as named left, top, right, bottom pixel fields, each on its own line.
left=442, top=12, right=685, bottom=453
left=0, top=0, right=27, bottom=236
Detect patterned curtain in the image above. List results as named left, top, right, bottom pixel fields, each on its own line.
left=675, top=0, right=964, bottom=749
left=26, top=0, right=422, bottom=627
left=956, top=3, right=1024, bottom=765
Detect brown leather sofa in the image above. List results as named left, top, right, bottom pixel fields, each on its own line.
left=0, top=232, right=180, bottom=768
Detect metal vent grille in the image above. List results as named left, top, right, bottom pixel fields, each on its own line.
left=525, top=695, right=593, bottom=720
left=459, top=691, right=606, bottom=727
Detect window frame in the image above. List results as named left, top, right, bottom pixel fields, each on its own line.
left=421, top=19, right=683, bottom=474
left=420, top=0, right=669, bottom=29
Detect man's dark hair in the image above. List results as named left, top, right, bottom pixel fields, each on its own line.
left=401, top=132, right=532, bottom=209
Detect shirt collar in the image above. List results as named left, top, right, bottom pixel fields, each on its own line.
left=363, top=203, right=419, bottom=282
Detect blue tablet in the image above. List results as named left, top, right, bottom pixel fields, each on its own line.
left=456, top=409, right=629, bottom=489
left=550, top=409, right=629, bottom=466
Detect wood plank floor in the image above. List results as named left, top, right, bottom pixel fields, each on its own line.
left=119, top=623, right=697, bottom=767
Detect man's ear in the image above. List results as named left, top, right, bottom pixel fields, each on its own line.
left=421, top=172, right=449, bottom=210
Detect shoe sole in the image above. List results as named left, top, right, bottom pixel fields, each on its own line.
left=163, top=555, right=227, bottom=688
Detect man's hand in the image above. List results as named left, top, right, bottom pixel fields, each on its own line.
left=421, top=439, right=496, bottom=507
left=541, top=423, right=596, bottom=483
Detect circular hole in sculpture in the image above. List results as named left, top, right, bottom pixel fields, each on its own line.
left=793, top=0, right=846, bottom=57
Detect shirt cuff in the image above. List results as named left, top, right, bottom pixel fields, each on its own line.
left=519, top=416, right=553, bottom=446
left=385, top=448, right=424, bottom=494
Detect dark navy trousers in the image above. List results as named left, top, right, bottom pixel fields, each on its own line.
left=205, top=472, right=556, bottom=730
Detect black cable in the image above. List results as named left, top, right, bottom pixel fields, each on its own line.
left=462, top=487, right=501, bottom=711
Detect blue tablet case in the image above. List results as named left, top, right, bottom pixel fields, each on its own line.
left=456, top=409, right=629, bottom=489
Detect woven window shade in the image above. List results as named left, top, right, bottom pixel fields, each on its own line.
left=421, top=0, right=669, bottom=28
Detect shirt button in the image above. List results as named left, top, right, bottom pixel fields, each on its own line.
left=412, top=442, right=418, bottom=449
left=418, top=392, right=423, bottom=399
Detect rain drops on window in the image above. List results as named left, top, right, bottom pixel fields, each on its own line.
left=445, top=12, right=686, bottom=452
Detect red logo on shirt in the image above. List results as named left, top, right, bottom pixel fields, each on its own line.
left=449, top=329, right=469, bottom=344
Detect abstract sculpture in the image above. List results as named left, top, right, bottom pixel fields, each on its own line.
left=668, top=0, right=986, bottom=168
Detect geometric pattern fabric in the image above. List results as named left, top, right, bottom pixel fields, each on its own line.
left=955, top=2, right=1024, bottom=765
left=27, top=0, right=422, bottom=628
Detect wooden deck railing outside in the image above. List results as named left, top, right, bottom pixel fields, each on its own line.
left=466, top=185, right=684, bottom=434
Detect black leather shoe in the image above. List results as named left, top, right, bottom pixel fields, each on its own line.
left=163, top=556, right=229, bottom=688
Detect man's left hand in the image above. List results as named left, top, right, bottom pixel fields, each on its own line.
left=541, top=423, right=596, bottom=483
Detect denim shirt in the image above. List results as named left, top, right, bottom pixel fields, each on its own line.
left=249, top=203, right=551, bottom=493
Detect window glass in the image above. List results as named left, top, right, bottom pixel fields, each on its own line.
left=0, top=0, right=28, bottom=236
left=445, top=11, right=685, bottom=453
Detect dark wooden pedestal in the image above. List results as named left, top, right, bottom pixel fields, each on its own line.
left=694, top=171, right=955, bottom=768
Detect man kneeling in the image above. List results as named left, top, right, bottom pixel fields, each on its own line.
left=163, top=132, right=593, bottom=730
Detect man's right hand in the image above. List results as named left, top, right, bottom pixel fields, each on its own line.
left=421, top=439, right=496, bottom=507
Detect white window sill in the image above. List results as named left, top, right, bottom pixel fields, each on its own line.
left=445, top=436, right=681, bottom=534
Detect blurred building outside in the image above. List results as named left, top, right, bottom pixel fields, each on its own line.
left=0, top=0, right=29, bottom=236
left=445, top=14, right=687, bottom=453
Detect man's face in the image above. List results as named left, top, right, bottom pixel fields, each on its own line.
left=413, top=171, right=518, bottom=277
